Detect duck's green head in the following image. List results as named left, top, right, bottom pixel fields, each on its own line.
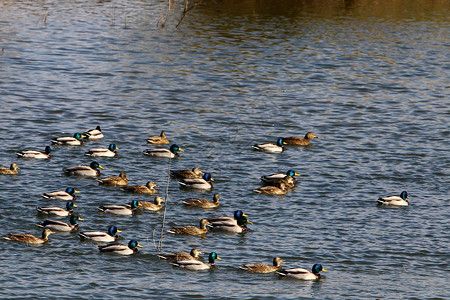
left=107, top=225, right=121, bottom=236
left=276, top=138, right=286, bottom=147
left=312, top=264, right=327, bottom=274
left=128, top=239, right=143, bottom=249
left=130, top=200, right=140, bottom=209
left=108, top=144, right=118, bottom=151
left=400, top=191, right=409, bottom=200
left=44, top=146, right=51, bottom=154
left=66, top=201, right=77, bottom=211
left=73, top=133, right=85, bottom=140
left=170, top=144, right=183, bottom=154
left=90, top=161, right=104, bottom=170
left=286, top=170, right=300, bottom=177
left=203, top=172, right=213, bottom=182
left=65, top=187, right=79, bottom=195
left=234, top=210, right=247, bottom=219
left=209, top=252, right=222, bottom=263
left=70, top=215, right=84, bottom=225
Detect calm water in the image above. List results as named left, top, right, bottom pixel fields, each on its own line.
left=0, top=0, right=449, bottom=298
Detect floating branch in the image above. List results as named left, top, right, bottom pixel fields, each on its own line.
left=156, top=157, right=172, bottom=253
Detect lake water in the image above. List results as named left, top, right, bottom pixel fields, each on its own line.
left=0, top=0, right=449, bottom=299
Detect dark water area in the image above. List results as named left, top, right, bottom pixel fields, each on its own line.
left=0, top=0, right=449, bottom=298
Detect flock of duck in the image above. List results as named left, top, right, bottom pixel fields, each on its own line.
left=1, top=126, right=410, bottom=280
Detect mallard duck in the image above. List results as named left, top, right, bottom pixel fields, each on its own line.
left=98, top=239, right=142, bottom=255
left=98, top=200, right=141, bottom=215
left=207, top=210, right=247, bottom=225
left=0, top=163, right=20, bottom=175
left=36, top=215, right=83, bottom=232
left=253, top=182, right=287, bottom=195
left=277, top=264, right=328, bottom=280
left=3, top=228, right=54, bottom=245
left=377, top=191, right=410, bottom=206
left=158, top=248, right=203, bottom=261
left=121, top=181, right=158, bottom=194
left=42, top=187, right=79, bottom=200
left=167, top=218, right=211, bottom=236
left=252, top=138, right=286, bottom=153
left=183, top=193, right=220, bottom=209
left=36, top=201, right=77, bottom=216
left=281, top=132, right=319, bottom=146
left=147, top=130, right=169, bottom=145
left=78, top=225, right=121, bottom=242
left=63, top=161, right=104, bottom=177
left=51, top=133, right=85, bottom=146
left=171, top=252, right=221, bottom=271
left=208, top=215, right=251, bottom=234
left=143, top=144, right=183, bottom=158
left=239, top=257, right=284, bottom=273
left=261, top=170, right=300, bottom=183
left=84, top=144, right=118, bottom=157
left=16, top=146, right=51, bottom=159
left=83, top=126, right=104, bottom=140
left=98, top=172, right=128, bottom=186
left=178, top=173, right=214, bottom=190
left=138, top=196, right=165, bottom=211
left=171, top=167, right=203, bottom=179
left=262, top=176, right=296, bottom=190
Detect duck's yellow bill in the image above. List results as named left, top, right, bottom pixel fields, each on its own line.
left=216, top=256, right=222, bottom=260
left=98, top=165, right=105, bottom=169
left=137, top=243, right=143, bottom=248
left=74, top=190, right=80, bottom=193
left=322, top=269, right=328, bottom=272
left=117, top=229, right=122, bottom=233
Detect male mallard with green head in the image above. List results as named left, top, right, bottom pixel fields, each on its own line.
left=83, top=125, right=104, bottom=140
left=36, top=201, right=77, bottom=217
left=171, top=252, right=221, bottom=271
left=98, top=239, right=142, bottom=255
left=51, top=133, right=85, bottom=146
left=252, top=138, right=286, bottom=153
left=17, top=146, right=51, bottom=159
left=277, top=263, right=328, bottom=280
left=85, top=144, right=118, bottom=157
left=63, top=161, right=104, bottom=177
left=143, top=144, right=183, bottom=158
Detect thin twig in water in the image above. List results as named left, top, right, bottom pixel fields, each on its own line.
left=176, top=0, right=202, bottom=28
left=158, top=0, right=173, bottom=28
left=157, top=157, right=172, bottom=253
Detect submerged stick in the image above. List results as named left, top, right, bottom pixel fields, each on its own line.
left=156, top=157, right=172, bottom=253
